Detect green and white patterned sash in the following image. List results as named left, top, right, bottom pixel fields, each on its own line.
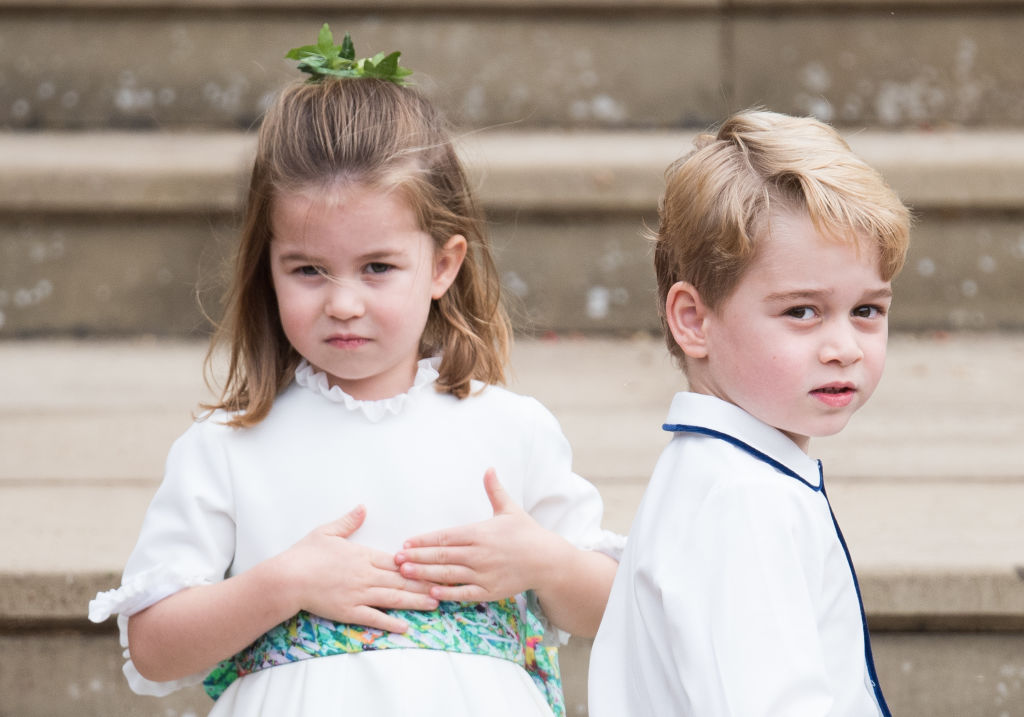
left=204, top=597, right=563, bottom=716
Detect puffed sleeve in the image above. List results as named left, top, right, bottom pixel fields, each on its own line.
left=87, top=417, right=237, bottom=696
left=520, top=397, right=625, bottom=560
left=654, top=477, right=835, bottom=715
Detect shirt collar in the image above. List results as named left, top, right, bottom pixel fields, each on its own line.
left=663, top=392, right=823, bottom=491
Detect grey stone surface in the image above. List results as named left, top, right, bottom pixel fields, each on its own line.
left=3, top=129, right=1024, bottom=336
left=8, top=631, right=1021, bottom=717
left=5, top=2, right=1024, bottom=130
left=7, top=129, right=1024, bottom=214
left=0, top=213, right=234, bottom=336
left=1, top=333, right=1022, bottom=715
left=2, top=335, right=1022, bottom=598
left=732, top=11, right=1024, bottom=128
left=4, top=334, right=1023, bottom=485
left=872, top=633, right=1024, bottom=717
left=0, top=13, right=723, bottom=130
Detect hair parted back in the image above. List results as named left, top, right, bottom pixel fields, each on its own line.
left=204, top=77, right=511, bottom=427
left=653, top=108, right=912, bottom=363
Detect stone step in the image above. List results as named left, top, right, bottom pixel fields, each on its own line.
left=1, top=333, right=1023, bottom=715
left=2, top=129, right=1024, bottom=337
left=3, top=0, right=1024, bottom=130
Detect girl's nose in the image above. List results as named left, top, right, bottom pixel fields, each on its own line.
left=819, top=321, right=864, bottom=366
left=324, top=280, right=365, bottom=320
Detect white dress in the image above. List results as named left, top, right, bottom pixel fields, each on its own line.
left=589, top=391, right=888, bottom=717
left=90, top=358, right=623, bottom=716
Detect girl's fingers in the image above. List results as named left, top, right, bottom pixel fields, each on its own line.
left=369, top=549, right=412, bottom=571
left=349, top=606, right=410, bottom=634
left=398, top=561, right=476, bottom=586
left=482, top=469, right=516, bottom=515
left=367, top=586, right=440, bottom=612
left=381, top=570, right=438, bottom=595
left=401, top=527, right=471, bottom=550
left=395, top=545, right=473, bottom=566
left=428, top=583, right=487, bottom=603
left=324, top=505, right=367, bottom=538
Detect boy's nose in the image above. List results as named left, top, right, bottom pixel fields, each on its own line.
left=819, top=321, right=864, bottom=366
left=324, top=280, right=365, bottom=319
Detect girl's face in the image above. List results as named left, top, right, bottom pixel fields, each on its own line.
left=269, top=184, right=465, bottom=401
left=690, top=208, right=891, bottom=451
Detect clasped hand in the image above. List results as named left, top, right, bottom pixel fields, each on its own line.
left=394, top=468, right=556, bottom=603
left=284, top=468, right=554, bottom=634
left=280, top=504, right=438, bottom=634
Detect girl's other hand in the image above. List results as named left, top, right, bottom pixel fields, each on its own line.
left=276, top=506, right=440, bottom=633
left=395, top=469, right=569, bottom=603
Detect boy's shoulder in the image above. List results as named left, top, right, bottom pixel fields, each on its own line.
left=661, top=391, right=822, bottom=492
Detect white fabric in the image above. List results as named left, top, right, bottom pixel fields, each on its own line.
left=589, top=391, right=884, bottom=717
left=89, top=357, right=623, bottom=715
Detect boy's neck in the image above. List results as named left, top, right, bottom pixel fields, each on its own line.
left=684, top=379, right=812, bottom=454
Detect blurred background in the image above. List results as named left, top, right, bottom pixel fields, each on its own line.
left=1, top=1, right=1023, bottom=715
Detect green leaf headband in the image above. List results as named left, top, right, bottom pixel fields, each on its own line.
left=285, top=24, right=413, bottom=85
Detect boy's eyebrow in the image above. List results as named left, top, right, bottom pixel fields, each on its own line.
left=861, top=287, right=894, bottom=301
left=764, top=287, right=893, bottom=303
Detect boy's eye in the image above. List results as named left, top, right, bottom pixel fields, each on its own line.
left=785, top=306, right=816, bottom=320
left=366, top=262, right=393, bottom=275
left=853, top=304, right=885, bottom=319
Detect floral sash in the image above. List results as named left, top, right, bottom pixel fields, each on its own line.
left=203, top=597, right=563, bottom=716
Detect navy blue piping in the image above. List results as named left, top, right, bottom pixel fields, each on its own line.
left=822, top=478, right=892, bottom=717
left=662, top=424, right=822, bottom=491
left=664, top=423, right=891, bottom=716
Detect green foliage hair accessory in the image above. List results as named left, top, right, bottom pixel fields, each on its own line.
left=286, top=24, right=413, bottom=85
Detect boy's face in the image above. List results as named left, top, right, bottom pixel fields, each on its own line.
left=694, top=209, right=891, bottom=451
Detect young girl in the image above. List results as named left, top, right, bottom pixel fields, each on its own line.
left=89, top=28, right=621, bottom=717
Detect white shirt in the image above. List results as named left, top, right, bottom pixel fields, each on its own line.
left=589, top=392, right=888, bottom=717
left=89, top=358, right=622, bottom=717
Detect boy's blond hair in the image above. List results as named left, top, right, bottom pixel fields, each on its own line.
left=654, top=109, right=911, bottom=364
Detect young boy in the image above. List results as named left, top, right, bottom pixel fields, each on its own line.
left=588, top=110, right=911, bottom=716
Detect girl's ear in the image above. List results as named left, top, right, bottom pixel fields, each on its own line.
left=666, top=281, right=710, bottom=359
left=431, top=234, right=468, bottom=299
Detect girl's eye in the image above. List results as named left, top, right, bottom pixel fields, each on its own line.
left=297, top=265, right=321, bottom=277
left=853, top=304, right=885, bottom=319
left=366, top=262, right=392, bottom=275
left=785, top=306, right=816, bottom=320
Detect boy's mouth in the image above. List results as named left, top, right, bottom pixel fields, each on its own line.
left=810, top=384, right=856, bottom=406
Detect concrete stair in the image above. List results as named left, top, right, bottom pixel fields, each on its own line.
left=4, top=0, right=1024, bottom=131
left=2, top=334, right=1024, bottom=716
left=3, top=0, right=1024, bottom=714
left=3, top=128, right=1024, bottom=337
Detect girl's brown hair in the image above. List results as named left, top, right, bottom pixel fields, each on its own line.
left=204, top=78, right=511, bottom=427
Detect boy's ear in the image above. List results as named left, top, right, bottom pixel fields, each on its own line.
left=431, top=234, right=468, bottom=299
left=666, top=281, right=709, bottom=359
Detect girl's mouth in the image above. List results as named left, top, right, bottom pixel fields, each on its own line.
left=328, top=336, right=368, bottom=349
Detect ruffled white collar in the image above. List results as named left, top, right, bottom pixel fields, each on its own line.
left=294, top=357, right=441, bottom=422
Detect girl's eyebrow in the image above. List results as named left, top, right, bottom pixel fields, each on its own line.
left=275, top=247, right=408, bottom=264
left=275, top=250, right=318, bottom=264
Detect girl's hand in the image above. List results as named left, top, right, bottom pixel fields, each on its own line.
left=277, top=505, right=439, bottom=633
left=395, top=469, right=568, bottom=603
